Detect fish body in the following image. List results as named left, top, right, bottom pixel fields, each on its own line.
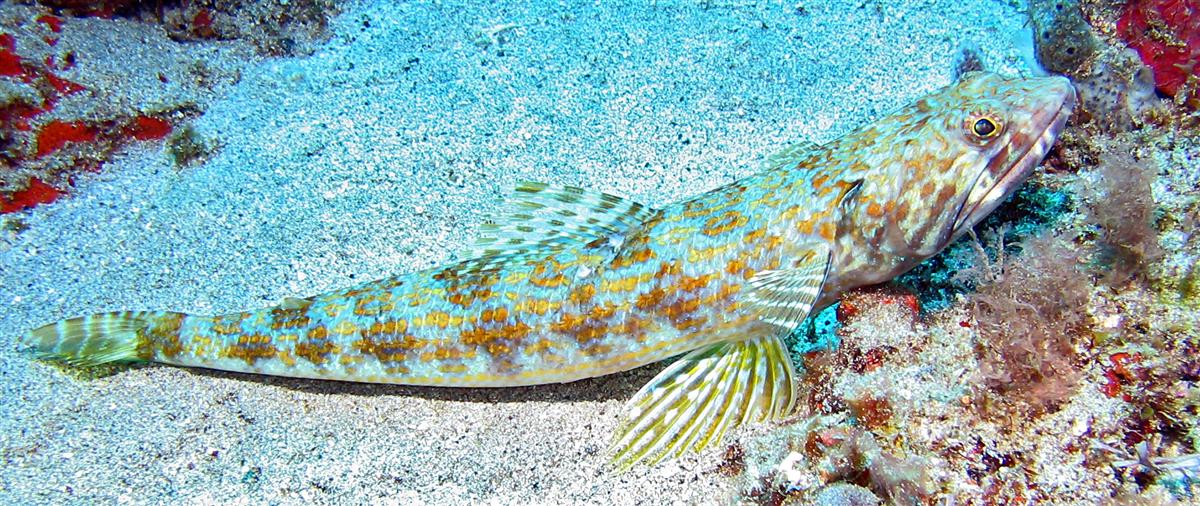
left=22, top=72, right=1075, bottom=468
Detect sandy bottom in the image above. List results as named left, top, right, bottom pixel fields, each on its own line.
left=0, top=0, right=1036, bottom=503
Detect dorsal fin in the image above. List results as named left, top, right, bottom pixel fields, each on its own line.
left=278, top=297, right=314, bottom=311
left=762, top=141, right=820, bottom=171
left=465, top=181, right=659, bottom=259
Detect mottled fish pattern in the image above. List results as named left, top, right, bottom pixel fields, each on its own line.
left=21, top=72, right=1075, bottom=469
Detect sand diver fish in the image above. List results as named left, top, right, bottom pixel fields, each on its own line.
left=21, top=72, right=1075, bottom=469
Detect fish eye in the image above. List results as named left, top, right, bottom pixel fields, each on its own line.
left=970, top=116, right=1000, bottom=138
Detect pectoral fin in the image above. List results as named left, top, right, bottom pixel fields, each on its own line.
left=745, top=244, right=831, bottom=332
left=610, top=332, right=797, bottom=470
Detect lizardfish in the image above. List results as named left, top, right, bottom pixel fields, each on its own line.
left=21, top=72, right=1075, bottom=469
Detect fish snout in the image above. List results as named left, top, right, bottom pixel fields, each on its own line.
left=1027, top=75, right=1076, bottom=134
left=948, top=75, right=1076, bottom=240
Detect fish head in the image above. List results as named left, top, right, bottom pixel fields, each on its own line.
left=841, top=72, right=1075, bottom=263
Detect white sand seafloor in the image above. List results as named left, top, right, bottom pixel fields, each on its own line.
left=0, top=1, right=1038, bottom=504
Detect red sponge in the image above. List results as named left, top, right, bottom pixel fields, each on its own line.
left=1, top=178, right=64, bottom=214
left=1118, top=0, right=1200, bottom=107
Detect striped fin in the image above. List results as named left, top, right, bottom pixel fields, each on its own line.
left=745, top=244, right=831, bottom=331
left=466, top=181, right=659, bottom=259
left=20, top=312, right=160, bottom=367
left=762, top=141, right=819, bottom=171
left=453, top=249, right=564, bottom=277
left=610, top=333, right=797, bottom=471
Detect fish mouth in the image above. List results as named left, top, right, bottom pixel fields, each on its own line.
left=948, top=81, right=1076, bottom=240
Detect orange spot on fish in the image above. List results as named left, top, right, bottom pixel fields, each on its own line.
left=702, top=210, right=749, bottom=237
left=295, top=340, right=337, bottom=365
left=530, top=271, right=568, bottom=288
left=654, top=261, right=681, bottom=279
left=589, top=304, right=617, bottom=320
left=811, top=173, right=830, bottom=190
left=796, top=218, right=816, bottom=235
left=742, top=227, right=766, bottom=244
left=307, top=325, right=329, bottom=340
left=447, top=292, right=472, bottom=307
left=920, top=181, right=937, bottom=198
left=421, top=345, right=472, bottom=362
left=635, top=287, right=668, bottom=310
left=550, top=313, right=586, bottom=333
left=424, top=311, right=451, bottom=328
left=677, top=274, right=713, bottom=293
left=332, top=321, right=359, bottom=335
left=460, top=320, right=531, bottom=346
left=224, top=336, right=278, bottom=365
left=672, top=315, right=708, bottom=331
left=819, top=222, right=837, bottom=241
left=631, top=247, right=654, bottom=264
left=581, top=343, right=613, bottom=356
left=569, top=283, right=595, bottom=304
left=362, top=319, right=407, bottom=337
left=524, top=339, right=558, bottom=356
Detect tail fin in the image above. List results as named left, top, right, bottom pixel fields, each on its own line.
left=20, top=311, right=182, bottom=367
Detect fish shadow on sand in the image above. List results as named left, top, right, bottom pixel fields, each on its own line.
left=174, top=361, right=662, bottom=405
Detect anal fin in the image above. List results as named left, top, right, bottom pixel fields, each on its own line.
left=610, top=332, right=798, bottom=470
